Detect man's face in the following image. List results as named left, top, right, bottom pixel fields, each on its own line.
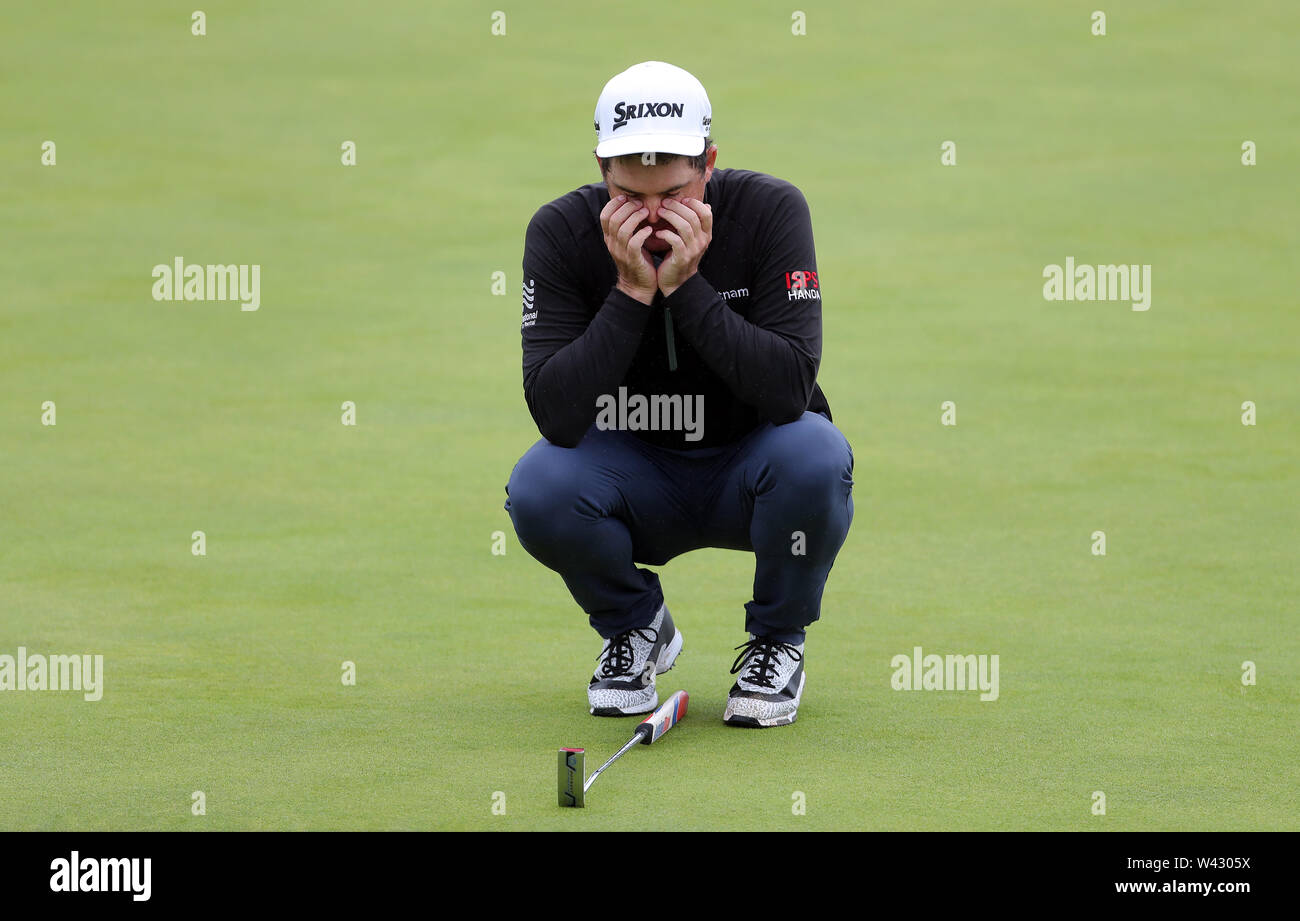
left=601, top=147, right=716, bottom=254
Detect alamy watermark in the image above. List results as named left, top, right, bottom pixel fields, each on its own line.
left=595, top=386, right=704, bottom=442
left=891, top=646, right=999, bottom=701
left=50, top=851, right=150, bottom=901
left=0, top=646, right=104, bottom=701
left=152, top=257, right=260, bottom=311
left=1042, top=257, right=1150, bottom=311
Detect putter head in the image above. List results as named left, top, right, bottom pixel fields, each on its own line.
left=558, top=748, right=585, bottom=807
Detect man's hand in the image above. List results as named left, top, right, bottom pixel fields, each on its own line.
left=601, top=195, right=657, bottom=305
left=654, top=198, right=713, bottom=298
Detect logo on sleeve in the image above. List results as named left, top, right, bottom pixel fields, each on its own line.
left=522, top=278, right=537, bottom=328
left=785, top=270, right=820, bottom=301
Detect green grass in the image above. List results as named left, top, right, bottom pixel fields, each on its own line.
left=1, top=0, right=1297, bottom=830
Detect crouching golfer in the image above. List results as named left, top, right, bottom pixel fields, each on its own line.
left=505, top=61, right=853, bottom=727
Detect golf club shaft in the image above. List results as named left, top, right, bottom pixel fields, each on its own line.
left=583, top=729, right=644, bottom=793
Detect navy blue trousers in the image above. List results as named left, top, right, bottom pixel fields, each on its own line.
left=504, top=411, right=854, bottom=642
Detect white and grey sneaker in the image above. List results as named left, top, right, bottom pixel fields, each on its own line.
left=588, top=604, right=683, bottom=716
left=723, top=636, right=805, bottom=727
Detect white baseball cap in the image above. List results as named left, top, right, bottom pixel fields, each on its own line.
left=594, top=61, right=712, bottom=158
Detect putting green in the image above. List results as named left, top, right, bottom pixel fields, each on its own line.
left=1, top=0, right=1296, bottom=830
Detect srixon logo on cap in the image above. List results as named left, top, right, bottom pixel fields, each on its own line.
left=612, top=101, right=685, bottom=131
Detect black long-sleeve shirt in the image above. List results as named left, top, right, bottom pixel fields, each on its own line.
left=519, top=167, right=831, bottom=449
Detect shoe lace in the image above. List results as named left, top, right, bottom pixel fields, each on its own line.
left=597, top=627, right=659, bottom=678
left=730, top=638, right=802, bottom=689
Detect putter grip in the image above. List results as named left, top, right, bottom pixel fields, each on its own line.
left=638, top=690, right=688, bottom=744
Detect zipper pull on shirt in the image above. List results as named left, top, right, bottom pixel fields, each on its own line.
left=664, top=306, right=678, bottom=371
left=651, top=253, right=678, bottom=371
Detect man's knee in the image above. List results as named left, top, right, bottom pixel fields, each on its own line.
left=760, top=412, right=854, bottom=493
left=504, top=439, right=616, bottom=554
left=505, top=441, right=591, bottom=544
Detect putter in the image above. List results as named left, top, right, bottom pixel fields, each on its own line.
left=557, top=690, right=688, bottom=807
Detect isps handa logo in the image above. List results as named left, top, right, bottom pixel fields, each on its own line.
left=785, top=270, right=820, bottom=301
